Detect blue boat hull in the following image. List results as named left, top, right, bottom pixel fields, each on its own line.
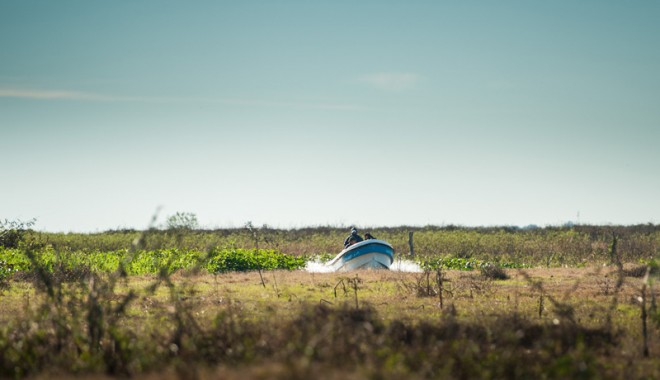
left=328, top=240, right=395, bottom=272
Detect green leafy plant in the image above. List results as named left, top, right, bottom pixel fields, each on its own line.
left=206, top=248, right=306, bottom=273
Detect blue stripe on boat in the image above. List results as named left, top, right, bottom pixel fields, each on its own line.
left=327, top=239, right=395, bottom=271
left=342, top=243, right=394, bottom=263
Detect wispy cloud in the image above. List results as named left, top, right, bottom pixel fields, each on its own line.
left=359, top=72, right=421, bottom=91
left=0, top=88, right=106, bottom=100
left=204, top=98, right=361, bottom=111
left=0, top=87, right=361, bottom=110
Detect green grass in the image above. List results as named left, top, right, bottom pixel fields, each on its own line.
left=18, top=224, right=660, bottom=268
left=3, top=223, right=658, bottom=278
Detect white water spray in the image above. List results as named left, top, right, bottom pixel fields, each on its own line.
left=304, top=260, right=335, bottom=273
left=305, top=258, right=423, bottom=273
left=390, top=259, right=423, bottom=272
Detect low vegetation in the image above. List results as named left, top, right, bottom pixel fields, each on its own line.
left=0, top=247, right=306, bottom=276
left=0, top=222, right=657, bottom=379
left=13, top=223, right=658, bottom=265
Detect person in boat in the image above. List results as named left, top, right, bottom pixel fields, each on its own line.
left=364, top=232, right=376, bottom=240
left=343, top=227, right=363, bottom=248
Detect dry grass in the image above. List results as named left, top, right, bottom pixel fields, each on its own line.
left=0, top=266, right=651, bottom=329
left=1, top=265, right=658, bottom=379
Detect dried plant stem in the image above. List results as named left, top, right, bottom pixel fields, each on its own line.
left=351, top=275, right=360, bottom=308
left=258, top=268, right=266, bottom=288
left=641, top=267, right=650, bottom=357
left=437, top=266, right=443, bottom=309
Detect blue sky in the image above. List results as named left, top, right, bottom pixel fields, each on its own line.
left=1, top=1, right=659, bottom=232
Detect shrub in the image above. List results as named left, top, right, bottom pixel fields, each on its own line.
left=0, top=218, right=35, bottom=248
left=206, top=248, right=306, bottom=273
left=165, top=212, right=199, bottom=230
left=480, top=263, right=510, bottom=280
left=0, top=259, right=16, bottom=289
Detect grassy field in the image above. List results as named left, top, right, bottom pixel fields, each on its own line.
left=0, top=225, right=658, bottom=379
left=10, top=223, right=660, bottom=266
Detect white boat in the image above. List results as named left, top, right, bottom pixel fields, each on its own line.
left=327, top=239, right=395, bottom=272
